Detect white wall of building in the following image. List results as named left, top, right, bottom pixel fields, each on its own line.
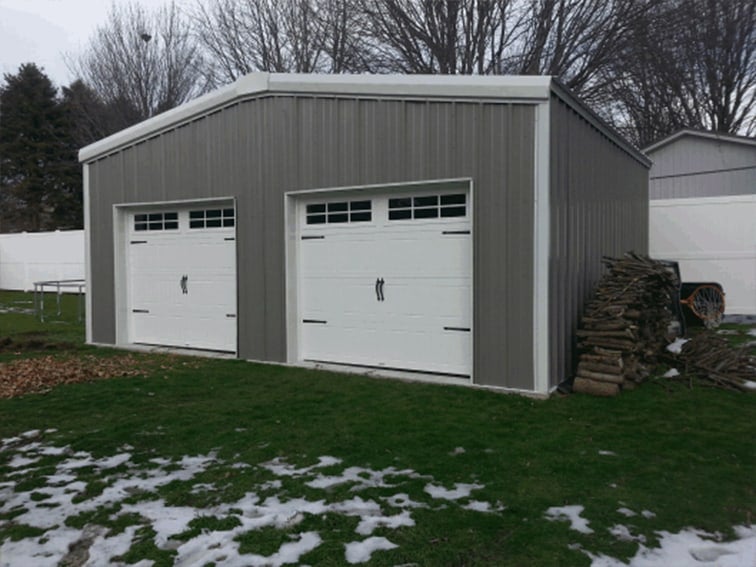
left=650, top=195, right=756, bottom=315
left=0, top=230, right=85, bottom=291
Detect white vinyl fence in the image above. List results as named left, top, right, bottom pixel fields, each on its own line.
left=650, top=195, right=756, bottom=315
left=0, top=230, right=85, bottom=291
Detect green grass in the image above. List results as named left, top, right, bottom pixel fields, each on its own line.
left=0, top=290, right=754, bottom=565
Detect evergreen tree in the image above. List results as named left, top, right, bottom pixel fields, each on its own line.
left=0, top=63, right=81, bottom=231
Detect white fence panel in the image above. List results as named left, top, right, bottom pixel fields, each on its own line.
left=650, top=195, right=756, bottom=315
left=0, top=230, right=85, bottom=291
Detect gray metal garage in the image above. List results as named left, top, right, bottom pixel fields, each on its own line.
left=79, top=73, right=649, bottom=396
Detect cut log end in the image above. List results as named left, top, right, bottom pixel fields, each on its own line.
left=573, top=377, right=620, bottom=397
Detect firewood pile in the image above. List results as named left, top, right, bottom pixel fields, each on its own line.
left=572, top=253, right=680, bottom=397
left=668, top=332, right=756, bottom=392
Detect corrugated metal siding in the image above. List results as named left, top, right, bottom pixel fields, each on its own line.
left=549, top=95, right=649, bottom=389
left=87, top=96, right=536, bottom=390
left=648, top=136, right=756, bottom=198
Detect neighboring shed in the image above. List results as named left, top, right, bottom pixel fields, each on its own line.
left=79, top=73, right=649, bottom=396
left=645, top=129, right=756, bottom=315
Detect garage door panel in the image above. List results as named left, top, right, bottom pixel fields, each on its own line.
left=302, top=325, right=470, bottom=375
left=298, top=189, right=472, bottom=377
left=127, top=207, right=237, bottom=352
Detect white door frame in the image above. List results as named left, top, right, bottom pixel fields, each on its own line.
left=284, top=178, right=474, bottom=382
left=113, top=197, right=237, bottom=353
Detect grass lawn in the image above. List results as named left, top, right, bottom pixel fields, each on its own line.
left=0, top=290, right=754, bottom=565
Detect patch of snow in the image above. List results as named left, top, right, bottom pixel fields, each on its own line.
left=190, top=482, right=216, bottom=494
left=545, top=505, right=594, bottom=534
left=463, top=500, right=506, bottom=513
left=641, top=510, right=656, bottom=519
left=86, top=525, right=140, bottom=566
left=598, top=450, right=617, bottom=456
left=743, top=381, right=756, bottom=391
left=95, top=453, right=131, bottom=469
left=21, top=430, right=41, bottom=439
left=240, top=532, right=322, bottom=567
left=356, top=510, right=414, bottom=535
left=609, top=524, right=646, bottom=543
left=585, top=524, right=756, bottom=567
left=381, top=493, right=427, bottom=509
left=662, top=368, right=680, bottom=378
left=424, top=482, right=483, bottom=501
left=260, top=479, right=283, bottom=491
left=747, top=328, right=756, bottom=337
left=665, top=338, right=689, bottom=354
left=617, top=507, right=636, bottom=517
left=344, top=536, right=398, bottom=564
left=262, top=455, right=342, bottom=477
left=306, top=466, right=420, bottom=491
left=449, top=447, right=466, bottom=456
left=7, top=455, right=41, bottom=468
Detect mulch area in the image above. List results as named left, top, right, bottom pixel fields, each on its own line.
left=0, top=354, right=147, bottom=399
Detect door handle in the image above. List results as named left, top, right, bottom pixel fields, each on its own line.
left=180, top=274, right=188, bottom=294
left=378, top=278, right=385, bottom=301
left=375, top=278, right=381, bottom=301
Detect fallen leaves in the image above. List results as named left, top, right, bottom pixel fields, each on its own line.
left=0, top=354, right=147, bottom=399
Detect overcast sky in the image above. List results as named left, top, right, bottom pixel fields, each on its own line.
left=0, top=0, right=195, bottom=89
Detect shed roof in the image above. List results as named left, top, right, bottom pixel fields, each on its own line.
left=79, top=73, right=647, bottom=166
left=643, top=128, right=756, bottom=154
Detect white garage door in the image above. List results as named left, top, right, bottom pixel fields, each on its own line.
left=127, top=205, right=237, bottom=352
left=298, top=188, right=472, bottom=377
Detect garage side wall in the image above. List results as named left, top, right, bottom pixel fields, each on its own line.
left=87, top=96, right=536, bottom=389
left=548, top=96, right=649, bottom=389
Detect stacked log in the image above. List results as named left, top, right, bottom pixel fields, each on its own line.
left=572, top=253, right=680, bottom=396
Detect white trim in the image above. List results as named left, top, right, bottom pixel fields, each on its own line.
left=79, top=74, right=552, bottom=163
left=644, top=128, right=756, bottom=154
left=532, top=101, right=551, bottom=395
left=650, top=194, right=756, bottom=207
left=83, top=164, right=93, bottom=344
left=284, top=177, right=474, bottom=383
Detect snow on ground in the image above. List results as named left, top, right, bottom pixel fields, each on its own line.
left=744, top=381, right=756, bottom=391
left=599, top=450, right=617, bottom=456
left=586, top=525, right=756, bottom=567
left=424, top=482, right=484, bottom=500
left=0, top=433, right=501, bottom=566
left=662, top=368, right=680, bottom=378
left=666, top=338, right=689, bottom=354
left=545, top=505, right=594, bottom=534
left=344, top=536, right=398, bottom=564
left=748, top=328, right=756, bottom=337
left=2, top=431, right=754, bottom=566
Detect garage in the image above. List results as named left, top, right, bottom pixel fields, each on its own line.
left=125, top=203, right=237, bottom=352
left=295, top=183, right=472, bottom=377
left=81, top=73, right=650, bottom=395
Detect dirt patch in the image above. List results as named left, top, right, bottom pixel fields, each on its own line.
left=0, top=354, right=148, bottom=399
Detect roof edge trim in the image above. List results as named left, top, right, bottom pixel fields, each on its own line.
left=549, top=79, right=651, bottom=168
left=78, top=73, right=552, bottom=163
left=643, top=128, right=756, bottom=154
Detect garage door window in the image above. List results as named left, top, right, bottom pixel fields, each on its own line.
left=388, top=194, right=466, bottom=220
left=134, top=212, right=178, bottom=231
left=306, top=200, right=372, bottom=225
left=190, top=208, right=235, bottom=229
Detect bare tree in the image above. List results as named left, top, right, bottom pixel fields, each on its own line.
left=360, top=0, right=521, bottom=74
left=608, top=0, right=756, bottom=146
left=68, top=1, right=207, bottom=130
left=503, top=0, right=658, bottom=102
left=192, top=0, right=370, bottom=85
